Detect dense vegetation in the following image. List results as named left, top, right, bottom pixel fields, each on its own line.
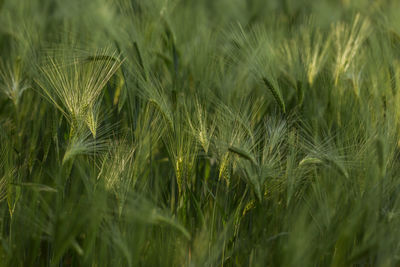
left=1, top=0, right=400, bottom=266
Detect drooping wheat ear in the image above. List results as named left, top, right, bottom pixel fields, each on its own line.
left=242, top=199, right=256, bottom=216
left=263, top=77, right=286, bottom=114
left=228, top=146, right=257, bottom=167
left=298, top=156, right=323, bottom=166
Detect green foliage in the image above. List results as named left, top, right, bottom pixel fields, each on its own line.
left=1, top=0, right=400, bottom=266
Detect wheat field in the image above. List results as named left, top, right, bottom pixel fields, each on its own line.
left=1, top=0, right=400, bottom=266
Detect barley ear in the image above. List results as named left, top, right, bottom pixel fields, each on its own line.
left=228, top=146, right=257, bottom=167
left=263, top=77, right=286, bottom=114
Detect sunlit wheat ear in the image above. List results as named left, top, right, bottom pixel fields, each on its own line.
left=299, top=25, right=331, bottom=86
left=0, top=58, right=30, bottom=107
left=84, top=101, right=102, bottom=138
left=333, top=14, right=371, bottom=86
left=187, top=99, right=216, bottom=154
left=37, top=47, right=124, bottom=135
